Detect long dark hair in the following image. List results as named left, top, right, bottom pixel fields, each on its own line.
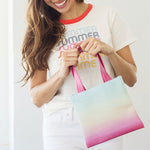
left=19, top=0, right=84, bottom=86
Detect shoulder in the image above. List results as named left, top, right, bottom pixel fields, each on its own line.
left=91, top=4, right=119, bottom=17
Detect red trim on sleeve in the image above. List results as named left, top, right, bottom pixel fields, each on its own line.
left=59, top=3, right=93, bottom=25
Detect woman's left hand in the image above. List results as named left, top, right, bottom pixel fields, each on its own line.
left=77, top=37, right=115, bottom=56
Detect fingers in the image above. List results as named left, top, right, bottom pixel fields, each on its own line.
left=62, top=55, right=78, bottom=62
left=84, top=38, right=95, bottom=52
left=65, top=45, right=80, bottom=56
left=88, top=42, right=98, bottom=55
left=74, top=42, right=83, bottom=48
left=61, top=57, right=78, bottom=67
left=72, top=43, right=77, bottom=48
left=61, top=45, right=80, bottom=68
left=64, top=49, right=80, bottom=57
left=64, top=61, right=78, bottom=67
left=80, top=40, right=89, bottom=51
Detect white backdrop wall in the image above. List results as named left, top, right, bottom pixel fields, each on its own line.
left=3, top=0, right=150, bottom=150
left=0, top=0, right=9, bottom=150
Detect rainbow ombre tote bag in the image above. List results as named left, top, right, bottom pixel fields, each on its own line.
left=70, top=46, right=144, bottom=148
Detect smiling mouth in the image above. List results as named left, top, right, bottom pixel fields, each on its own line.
left=54, top=0, right=68, bottom=9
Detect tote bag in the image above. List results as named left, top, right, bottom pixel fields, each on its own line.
left=70, top=46, right=144, bottom=148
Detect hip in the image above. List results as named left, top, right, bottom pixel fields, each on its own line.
left=42, top=106, right=84, bottom=137
left=42, top=106, right=123, bottom=143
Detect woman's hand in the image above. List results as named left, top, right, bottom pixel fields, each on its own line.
left=58, top=44, right=80, bottom=79
left=78, top=37, right=115, bottom=56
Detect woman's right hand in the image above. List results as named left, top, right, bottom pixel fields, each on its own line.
left=58, top=44, right=80, bottom=79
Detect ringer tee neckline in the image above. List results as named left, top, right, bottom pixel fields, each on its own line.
left=59, top=3, right=93, bottom=25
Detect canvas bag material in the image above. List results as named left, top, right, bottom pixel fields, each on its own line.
left=70, top=46, right=144, bottom=148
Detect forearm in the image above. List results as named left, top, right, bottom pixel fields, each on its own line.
left=107, top=51, right=137, bottom=87
left=30, top=70, right=66, bottom=107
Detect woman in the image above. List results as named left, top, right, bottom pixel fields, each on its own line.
left=20, top=0, right=137, bottom=149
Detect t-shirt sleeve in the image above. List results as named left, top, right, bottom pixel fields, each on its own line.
left=108, top=7, right=138, bottom=51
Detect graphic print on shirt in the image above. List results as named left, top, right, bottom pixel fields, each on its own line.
left=56, top=25, right=106, bottom=70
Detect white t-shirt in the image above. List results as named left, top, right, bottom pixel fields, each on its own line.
left=42, top=3, right=137, bottom=118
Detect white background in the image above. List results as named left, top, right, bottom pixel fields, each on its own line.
left=0, top=0, right=149, bottom=150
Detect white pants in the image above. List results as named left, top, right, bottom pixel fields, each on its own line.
left=42, top=107, right=123, bottom=150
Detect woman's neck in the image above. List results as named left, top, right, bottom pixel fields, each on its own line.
left=60, top=2, right=88, bottom=20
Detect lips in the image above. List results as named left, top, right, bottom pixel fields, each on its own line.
left=54, top=0, right=68, bottom=9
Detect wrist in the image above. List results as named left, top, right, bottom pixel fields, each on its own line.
left=107, top=48, right=116, bottom=57
left=57, top=69, right=66, bottom=80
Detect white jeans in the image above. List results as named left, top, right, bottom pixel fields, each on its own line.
left=42, top=107, right=123, bottom=150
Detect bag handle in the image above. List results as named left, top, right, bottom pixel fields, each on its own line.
left=70, top=46, right=112, bottom=93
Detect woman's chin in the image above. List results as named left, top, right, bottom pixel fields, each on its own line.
left=53, top=0, right=71, bottom=13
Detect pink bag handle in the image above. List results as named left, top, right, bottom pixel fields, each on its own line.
left=70, top=46, right=112, bottom=93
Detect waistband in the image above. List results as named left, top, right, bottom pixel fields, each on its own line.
left=42, top=100, right=73, bottom=118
